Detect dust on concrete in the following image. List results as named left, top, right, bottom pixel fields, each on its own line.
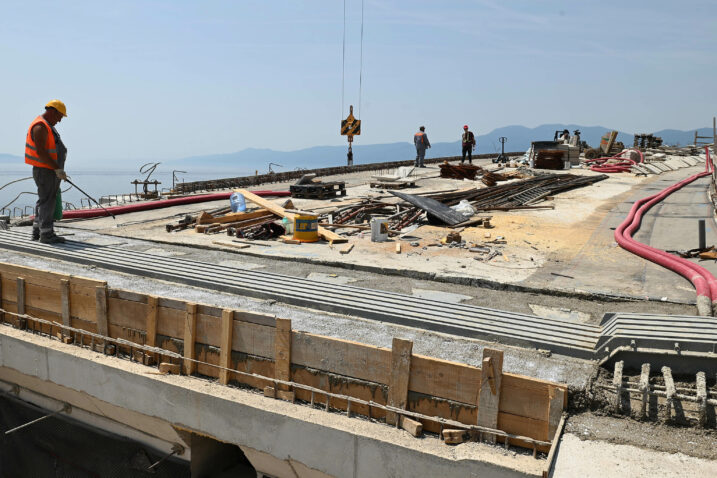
left=565, top=412, right=717, bottom=461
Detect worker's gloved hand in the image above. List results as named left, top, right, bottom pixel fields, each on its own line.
left=55, top=169, right=68, bottom=180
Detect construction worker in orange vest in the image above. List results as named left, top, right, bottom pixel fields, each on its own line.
left=25, top=100, right=68, bottom=244
left=413, top=126, right=431, bottom=168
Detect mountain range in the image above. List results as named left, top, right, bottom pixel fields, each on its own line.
left=165, top=124, right=714, bottom=172
left=1, top=125, right=713, bottom=172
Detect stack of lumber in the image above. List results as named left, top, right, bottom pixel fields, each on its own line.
left=194, top=209, right=276, bottom=234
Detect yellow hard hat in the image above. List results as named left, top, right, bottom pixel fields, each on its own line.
left=45, top=99, right=67, bottom=117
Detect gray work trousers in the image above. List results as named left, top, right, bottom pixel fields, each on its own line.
left=32, top=167, right=60, bottom=234
left=415, top=148, right=426, bottom=167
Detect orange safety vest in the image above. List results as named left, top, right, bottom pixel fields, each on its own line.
left=414, top=132, right=425, bottom=144
left=25, top=115, right=57, bottom=169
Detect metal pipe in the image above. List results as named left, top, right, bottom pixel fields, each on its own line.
left=4, top=403, right=71, bottom=435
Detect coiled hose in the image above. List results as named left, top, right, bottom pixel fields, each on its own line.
left=585, top=149, right=644, bottom=173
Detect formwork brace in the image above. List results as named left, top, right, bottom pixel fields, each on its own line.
left=0, top=307, right=553, bottom=454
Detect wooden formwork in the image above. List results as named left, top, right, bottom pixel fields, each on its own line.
left=0, top=261, right=567, bottom=453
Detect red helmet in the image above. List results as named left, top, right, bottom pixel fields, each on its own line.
left=463, top=125, right=468, bottom=129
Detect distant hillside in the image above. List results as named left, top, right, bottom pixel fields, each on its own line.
left=2, top=124, right=711, bottom=174
left=169, top=124, right=711, bottom=173
left=652, top=127, right=713, bottom=147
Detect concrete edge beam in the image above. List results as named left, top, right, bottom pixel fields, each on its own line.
left=0, top=327, right=544, bottom=478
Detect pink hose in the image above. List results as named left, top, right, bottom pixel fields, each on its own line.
left=60, top=190, right=290, bottom=219
left=586, top=149, right=643, bottom=173
left=614, top=147, right=715, bottom=315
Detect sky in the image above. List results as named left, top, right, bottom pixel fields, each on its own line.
left=1, top=0, right=716, bottom=166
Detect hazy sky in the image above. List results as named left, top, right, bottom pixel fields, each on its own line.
left=2, top=0, right=715, bottom=164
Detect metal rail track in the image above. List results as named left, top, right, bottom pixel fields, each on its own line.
left=0, top=230, right=600, bottom=357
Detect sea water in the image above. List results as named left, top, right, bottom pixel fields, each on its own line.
left=0, top=167, right=254, bottom=215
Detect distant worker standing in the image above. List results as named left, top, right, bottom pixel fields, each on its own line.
left=413, top=126, right=431, bottom=168
left=25, top=100, right=69, bottom=244
left=461, top=125, right=476, bottom=164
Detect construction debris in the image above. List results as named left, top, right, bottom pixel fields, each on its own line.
left=290, top=180, right=346, bottom=199
left=389, top=191, right=468, bottom=226
left=439, top=162, right=481, bottom=180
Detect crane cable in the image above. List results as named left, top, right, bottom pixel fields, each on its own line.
left=341, top=0, right=346, bottom=118
left=358, top=0, right=364, bottom=118
left=341, top=0, right=365, bottom=118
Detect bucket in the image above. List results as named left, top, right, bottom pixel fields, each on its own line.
left=370, top=218, right=389, bottom=242
left=293, top=214, right=319, bottom=242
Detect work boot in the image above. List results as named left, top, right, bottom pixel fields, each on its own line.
left=39, top=232, right=66, bottom=244
left=31, top=228, right=40, bottom=241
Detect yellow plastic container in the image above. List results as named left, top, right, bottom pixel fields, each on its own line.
left=293, top=214, right=319, bottom=243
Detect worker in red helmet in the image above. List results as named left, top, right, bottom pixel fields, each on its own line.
left=461, top=125, right=476, bottom=164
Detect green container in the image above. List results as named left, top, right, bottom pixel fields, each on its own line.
left=54, top=189, right=63, bottom=220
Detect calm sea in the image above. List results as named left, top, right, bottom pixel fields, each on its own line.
left=0, top=167, right=254, bottom=215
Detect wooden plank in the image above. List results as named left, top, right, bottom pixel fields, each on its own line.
left=95, top=286, right=109, bottom=337
left=477, top=348, right=503, bottom=443
left=107, top=296, right=148, bottom=329
left=184, top=303, right=198, bottom=375
left=17, top=278, right=25, bottom=315
left=498, top=412, right=550, bottom=448
left=501, top=374, right=566, bottom=421
left=236, top=189, right=347, bottom=244
left=399, top=416, right=423, bottom=437
left=274, top=318, right=292, bottom=391
left=442, top=429, right=468, bottom=444
left=291, top=332, right=390, bottom=385
left=219, top=309, right=234, bottom=385
left=547, top=385, right=565, bottom=440
left=197, top=209, right=271, bottom=225
left=386, top=338, right=413, bottom=426
left=159, top=363, right=181, bottom=374
left=542, top=413, right=567, bottom=478
left=68, top=286, right=97, bottom=322
left=21, top=282, right=62, bottom=314
left=60, top=279, right=71, bottom=328
left=146, top=295, right=158, bottom=347
left=410, top=355, right=480, bottom=405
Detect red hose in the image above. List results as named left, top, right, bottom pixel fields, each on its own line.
left=614, top=147, right=715, bottom=315
left=60, top=190, right=290, bottom=219
left=586, top=149, right=643, bottom=173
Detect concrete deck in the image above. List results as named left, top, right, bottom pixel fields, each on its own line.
left=51, top=156, right=713, bottom=315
